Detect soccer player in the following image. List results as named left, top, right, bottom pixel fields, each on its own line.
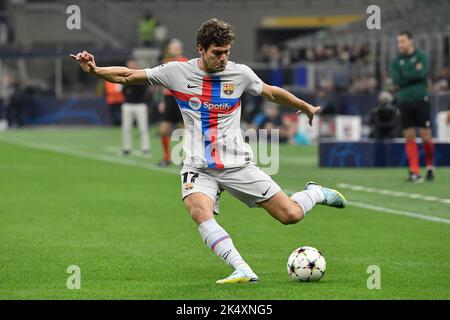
left=159, top=39, right=189, bottom=167
left=391, top=31, right=435, bottom=182
left=71, top=18, right=346, bottom=284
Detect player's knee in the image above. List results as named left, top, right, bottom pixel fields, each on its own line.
left=279, top=206, right=303, bottom=225
left=189, top=204, right=212, bottom=224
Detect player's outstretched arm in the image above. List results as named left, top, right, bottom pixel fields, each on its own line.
left=260, top=83, right=320, bottom=126
left=70, top=51, right=148, bottom=85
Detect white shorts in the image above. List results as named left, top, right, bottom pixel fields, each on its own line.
left=180, top=163, right=282, bottom=214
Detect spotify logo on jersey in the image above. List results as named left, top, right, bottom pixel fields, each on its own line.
left=189, top=97, right=202, bottom=110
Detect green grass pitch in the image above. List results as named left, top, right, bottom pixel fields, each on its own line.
left=0, top=127, right=449, bottom=299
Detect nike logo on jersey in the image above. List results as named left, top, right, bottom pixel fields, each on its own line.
left=262, top=186, right=271, bottom=196
left=187, top=84, right=198, bottom=88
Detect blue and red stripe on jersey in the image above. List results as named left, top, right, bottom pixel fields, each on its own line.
left=169, top=76, right=241, bottom=169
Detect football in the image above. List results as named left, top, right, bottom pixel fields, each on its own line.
left=287, top=246, right=326, bottom=282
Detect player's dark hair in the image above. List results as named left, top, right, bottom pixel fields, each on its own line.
left=196, top=18, right=236, bottom=50
left=398, top=30, right=413, bottom=39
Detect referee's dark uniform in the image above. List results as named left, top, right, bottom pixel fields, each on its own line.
left=391, top=49, right=430, bottom=129
left=391, top=46, right=434, bottom=180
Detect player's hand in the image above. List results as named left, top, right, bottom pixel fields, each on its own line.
left=298, top=105, right=321, bottom=126
left=70, top=51, right=97, bottom=74
left=447, top=110, right=450, bottom=124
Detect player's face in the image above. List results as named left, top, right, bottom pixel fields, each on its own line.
left=200, top=44, right=231, bottom=73
left=397, top=35, right=413, bottom=54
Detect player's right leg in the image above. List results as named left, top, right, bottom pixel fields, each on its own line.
left=183, top=193, right=259, bottom=284
left=181, top=166, right=258, bottom=284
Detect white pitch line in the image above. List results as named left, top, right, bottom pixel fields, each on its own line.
left=0, top=136, right=179, bottom=175
left=104, top=145, right=153, bottom=160
left=337, top=183, right=450, bottom=205
left=347, top=201, right=450, bottom=225
left=1, top=135, right=449, bottom=226
left=284, top=189, right=450, bottom=225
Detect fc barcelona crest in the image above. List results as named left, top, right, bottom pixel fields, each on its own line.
left=223, top=83, right=234, bottom=95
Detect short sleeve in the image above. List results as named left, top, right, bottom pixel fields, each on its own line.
left=241, top=64, right=263, bottom=96
left=145, top=63, right=172, bottom=87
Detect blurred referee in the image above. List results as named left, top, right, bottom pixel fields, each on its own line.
left=391, top=31, right=434, bottom=182
left=121, top=59, right=150, bottom=156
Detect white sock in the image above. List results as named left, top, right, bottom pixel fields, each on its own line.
left=290, top=186, right=325, bottom=215
left=198, top=219, right=251, bottom=271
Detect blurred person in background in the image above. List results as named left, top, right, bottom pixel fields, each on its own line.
left=432, top=67, right=450, bottom=93
left=121, top=59, right=151, bottom=156
left=139, top=11, right=158, bottom=47
left=5, top=76, right=23, bottom=127
left=390, top=31, right=434, bottom=182
left=158, top=39, right=188, bottom=167
left=104, top=81, right=125, bottom=126
left=447, top=106, right=450, bottom=124
left=369, top=91, right=400, bottom=140
left=252, top=101, right=289, bottom=143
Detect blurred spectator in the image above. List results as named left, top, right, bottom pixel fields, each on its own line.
left=261, top=43, right=371, bottom=65
left=139, top=11, right=158, bottom=47
left=348, top=75, right=377, bottom=94
left=315, top=79, right=338, bottom=115
left=0, top=15, right=13, bottom=47
left=252, top=101, right=290, bottom=143
left=432, top=67, right=450, bottom=93
left=5, top=77, right=23, bottom=127
left=447, top=106, right=450, bottom=124
left=260, top=44, right=291, bottom=67
left=104, top=81, right=125, bottom=126
left=369, top=91, right=400, bottom=140
left=281, top=113, right=300, bottom=144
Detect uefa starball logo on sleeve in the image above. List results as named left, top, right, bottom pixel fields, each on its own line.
left=170, top=128, right=280, bottom=175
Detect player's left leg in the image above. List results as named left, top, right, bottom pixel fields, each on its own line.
left=259, top=183, right=346, bottom=225
left=419, top=127, right=435, bottom=181
left=218, top=164, right=346, bottom=225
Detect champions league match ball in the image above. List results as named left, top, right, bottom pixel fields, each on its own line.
left=287, top=246, right=326, bottom=282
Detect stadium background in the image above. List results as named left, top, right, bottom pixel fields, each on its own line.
left=2, top=0, right=449, bottom=135
left=0, top=0, right=450, bottom=300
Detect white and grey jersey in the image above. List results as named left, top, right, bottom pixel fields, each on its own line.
left=145, top=58, right=263, bottom=169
